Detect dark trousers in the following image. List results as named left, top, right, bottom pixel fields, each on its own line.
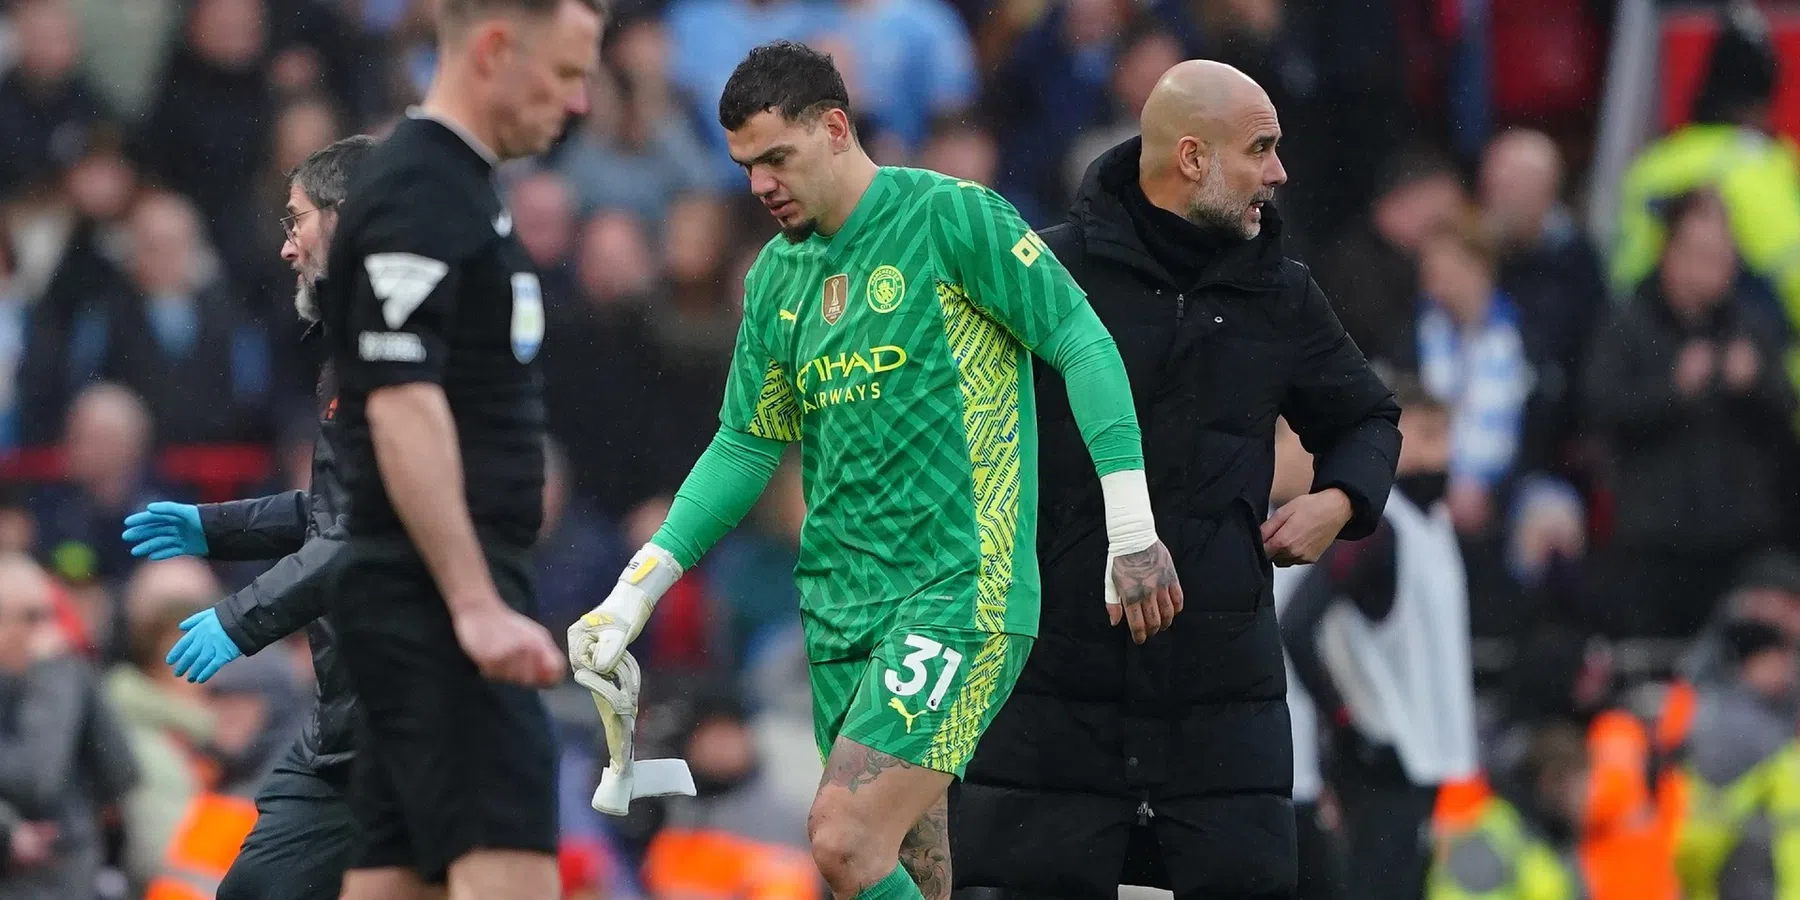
left=951, top=796, right=1297, bottom=900
left=215, top=751, right=358, bottom=900
left=1294, top=801, right=1347, bottom=900
left=1328, top=750, right=1435, bottom=900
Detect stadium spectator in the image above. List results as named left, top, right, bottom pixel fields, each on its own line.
left=0, top=489, right=33, bottom=560
left=1584, top=189, right=1797, bottom=637
left=1426, top=772, right=1578, bottom=900
left=1275, top=0, right=1409, bottom=243
left=1488, top=625, right=1616, bottom=818
left=103, top=561, right=219, bottom=890
left=30, top=383, right=170, bottom=588
left=99, top=192, right=274, bottom=444
left=260, top=0, right=379, bottom=125
left=1676, top=618, right=1797, bottom=900
left=64, top=0, right=181, bottom=122
left=0, top=552, right=136, bottom=900
left=1504, top=474, right=1587, bottom=595
left=200, top=644, right=304, bottom=797
left=1315, top=150, right=1466, bottom=362
left=986, top=0, right=1127, bottom=223
left=1282, top=379, right=1473, bottom=900
left=1486, top=625, right=1684, bottom=900
left=821, top=0, right=975, bottom=153
left=535, top=438, right=622, bottom=644
left=665, top=0, right=830, bottom=184
left=554, top=20, right=719, bottom=227
left=1612, top=3, right=1800, bottom=364
left=1683, top=552, right=1800, bottom=688
left=540, top=210, right=669, bottom=518
left=1061, top=24, right=1183, bottom=200
left=138, top=0, right=276, bottom=289
left=0, top=0, right=108, bottom=198
left=11, top=129, right=141, bottom=445
left=1412, top=214, right=1532, bottom=536
left=661, top=193, right=737, bottom=358
left=917, top=117, right=998, bottom=187
left=1177, top=0, right=1328, bottom=255
left=508, top=168, right=580, bottom=311
left=1479, top=129, right=1608, bottom=476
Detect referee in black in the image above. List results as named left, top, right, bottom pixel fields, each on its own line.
left=317, top=1, right=602, bottom=898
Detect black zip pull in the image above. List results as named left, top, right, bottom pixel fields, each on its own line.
left=1136, top=799, right=1155, bottom=825
left=1175, top=294, right=1186, bottom=321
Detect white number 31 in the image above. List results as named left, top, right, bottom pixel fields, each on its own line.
left=885, top=634, right=964, bottom=711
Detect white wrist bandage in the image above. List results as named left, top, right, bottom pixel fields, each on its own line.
left=1102, top=470, right=1157, bottom=555
left=1100, top=470, right=1158, bottom=606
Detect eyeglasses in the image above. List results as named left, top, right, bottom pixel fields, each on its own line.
left=280, top=203, right=336, bottom=240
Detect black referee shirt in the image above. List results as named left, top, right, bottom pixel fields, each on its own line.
left=320, top=113, right=546, bottom=550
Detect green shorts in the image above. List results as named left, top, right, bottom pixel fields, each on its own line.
left=808, top=625, right=1033, bottom=778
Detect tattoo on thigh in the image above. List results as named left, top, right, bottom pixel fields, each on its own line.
left=900, top=800, right=951, bottom=900
left=822, top=741, right=916, bottom=794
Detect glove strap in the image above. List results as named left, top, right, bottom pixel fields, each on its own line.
left=620, top=543, right=682, bottom=601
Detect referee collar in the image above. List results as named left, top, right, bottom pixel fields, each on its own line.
left=405, top=106, right=499, bottom=168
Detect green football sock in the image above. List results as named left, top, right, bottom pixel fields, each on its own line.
left=853, top=863, right=924, bottom=900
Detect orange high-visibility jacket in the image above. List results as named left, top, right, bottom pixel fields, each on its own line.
left=642, top=827, right=821, bottom=900
left=142, top=793, right=258, bottom=900
left=1579, top=708, right=1681, bottom=900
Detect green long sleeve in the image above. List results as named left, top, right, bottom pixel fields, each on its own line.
left=1035, top=302, right=1144, bottom=475
left=650, top=425, right=787, bottom=569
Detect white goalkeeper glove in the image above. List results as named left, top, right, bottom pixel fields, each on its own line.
left=1101, top=470, right=1158, bottom=606
left=569, top=543, right=682, bottom=674
left=573, top=651, right=696, bottom=815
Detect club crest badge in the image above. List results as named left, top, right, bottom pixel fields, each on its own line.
left=822, top=273, right=849, bottom=325
left=867, top=265, right=905, bottom=314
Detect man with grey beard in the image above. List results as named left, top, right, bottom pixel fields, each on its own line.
left=120, top=135, right=378, bottom=900
left=949, top=61, right=1400, bottom=900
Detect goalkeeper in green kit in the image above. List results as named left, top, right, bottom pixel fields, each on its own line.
left=568, top=41, right=1183, bottom=900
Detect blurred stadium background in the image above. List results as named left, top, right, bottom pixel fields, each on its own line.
left=0, top=0, right=1797, bottom=897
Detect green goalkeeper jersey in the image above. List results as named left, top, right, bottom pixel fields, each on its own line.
left=721, top=167, right=1090, bottom=659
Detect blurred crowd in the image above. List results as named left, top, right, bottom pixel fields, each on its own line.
left=0, top=0, right=1795, bottom=897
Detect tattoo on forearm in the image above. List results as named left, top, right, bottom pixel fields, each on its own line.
left=900, top=799, right=951, bottom=900
left=822, top=740, right=915, bottom=794
left=1114, top=545, right=1177, bottom=606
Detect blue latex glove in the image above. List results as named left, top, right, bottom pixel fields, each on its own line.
left=165, top=609, right=242, bottom=683
left=121, top=502, right=208, bottom=560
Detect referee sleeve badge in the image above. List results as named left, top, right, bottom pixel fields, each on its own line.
left=365, top=252, right=449, bottom=329
left=511, top=272, right=544, bottom=363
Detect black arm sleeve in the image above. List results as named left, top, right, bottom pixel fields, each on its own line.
left=212, top=536, right=346, bottom=655
left=198, top=491, right=311, bottom=561
left=1279, top=523, right=1398, bottom=720
left=1281, top=563, right=1348, bottom=719
left=1279, top=278, right=1402, bottom=540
